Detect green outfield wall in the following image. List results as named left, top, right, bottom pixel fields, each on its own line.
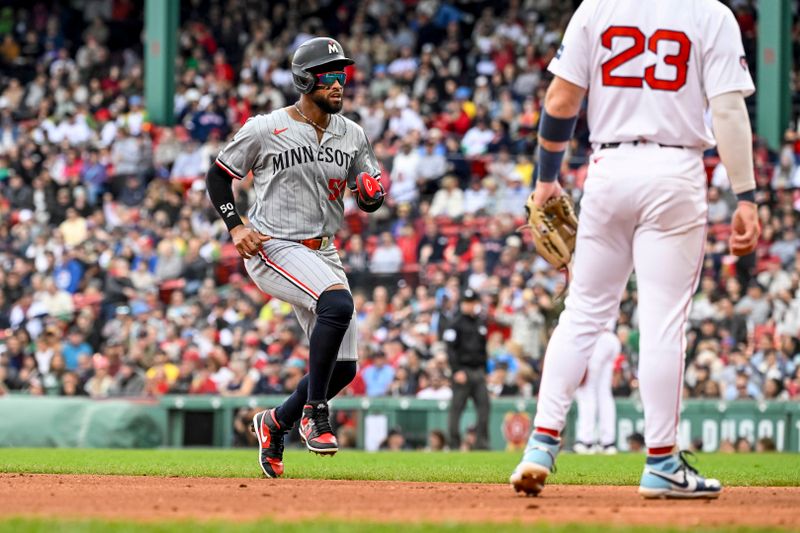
left=1, top=396, right=798, bottom=451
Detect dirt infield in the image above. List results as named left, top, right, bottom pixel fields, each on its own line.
left=0, top=474, right=798, bottom=528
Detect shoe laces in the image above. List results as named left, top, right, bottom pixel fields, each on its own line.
left=311, top=404, right=334, bottom=436
left=268, top=426, right=286, bottom=458
left=677, top=450, right=699, bottom=475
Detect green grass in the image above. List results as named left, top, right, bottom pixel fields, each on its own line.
left=1, top=448, right=799, bottom=486
left=0, top=518, right=793, bottom=533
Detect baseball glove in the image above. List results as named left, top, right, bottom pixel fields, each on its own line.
left=521, top=193, right=578, bottom=270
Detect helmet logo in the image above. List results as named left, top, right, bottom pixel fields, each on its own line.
left=328, top=41, right=338, bottom=54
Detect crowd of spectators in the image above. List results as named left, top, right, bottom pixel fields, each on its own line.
left=1, top=0, right=799, bottom=408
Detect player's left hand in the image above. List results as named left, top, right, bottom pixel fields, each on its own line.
left=353, top=172, right=385, bottom=211
left=729, top=201, right=760, bottom=256
left=532, top=181, right=563, bottom=207
left=355, top=172, right=385, bottom=203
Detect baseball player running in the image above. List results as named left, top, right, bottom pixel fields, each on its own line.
left=511, top=0, right=759, bottom=499
left=573, top=328, right=621, bottom=454
left=205, top=37, right=384, bottom=478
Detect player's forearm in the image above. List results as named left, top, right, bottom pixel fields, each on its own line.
left=206, top=164, right=244, bottom=231
left=709, top=92, right=756, bottom=201
left=537, top=76, right=586, bottom=183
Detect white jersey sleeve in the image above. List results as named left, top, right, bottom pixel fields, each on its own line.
left=215, top=117, right=265, bottom=180
left=701, top=5, right=755, bottom=99
left=546, top=0, right=596, bottom=88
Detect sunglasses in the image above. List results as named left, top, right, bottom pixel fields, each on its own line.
left=315, top=71, right=347, bottom=87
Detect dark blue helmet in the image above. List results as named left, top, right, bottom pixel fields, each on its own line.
left=291, top=37, right=354, bottom=94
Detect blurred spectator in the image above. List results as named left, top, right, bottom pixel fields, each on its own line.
left=735, top=437, right=753, bottom=453
left=429, top=176, right=464, bottom=219
left=0, top=0, right=794, bottom=412
left=756, top=437, right=776, bottom=452
left=426, top=429, right=448, bottom=451
left=416, top=371, right=452, bottom=400
left=379, top=427, right=409, bottom=451
left=627, top=432, right=645, bottom=452
left=337, top=426, right=358, bottom=449
left=494, top=288, right=545, bottom=360
left=110, top=359, right=146, bottom=397
left=62, top=329, right=93, bottom=370
left=735, top=282, right=771, bottom=325
left=84, top=355, right=113, bottom=398
left=369, top=232, right=403, bottom=275
left=362, top=352, right=395, bottom=397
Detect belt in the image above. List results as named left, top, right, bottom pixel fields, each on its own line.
left=600, top=141, right=686, bottom=150
left=262, top=235, right=331, bottom=250
left=297, top=236, right=331, bottom=250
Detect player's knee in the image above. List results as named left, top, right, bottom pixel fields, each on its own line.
left=316, top=289, right=354, bottom=329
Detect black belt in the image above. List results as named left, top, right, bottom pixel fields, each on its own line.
left=600, top=141, right=686, bottom=150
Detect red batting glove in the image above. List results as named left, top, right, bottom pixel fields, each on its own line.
left=354, top=172, right=385, bottom=205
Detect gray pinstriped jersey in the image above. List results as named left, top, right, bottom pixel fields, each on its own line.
left=214, top=108, right=380, bottom=240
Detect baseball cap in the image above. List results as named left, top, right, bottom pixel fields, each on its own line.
left=462, top=289, right=479, bottom=302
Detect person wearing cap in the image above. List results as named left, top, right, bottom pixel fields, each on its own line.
left=62, top=328, right=92, bottom=371
left=734, top=281, right=770, bottom=325
left=109, top=358, right=146, bottom=397
left=442, top=288, right=490, bottom=450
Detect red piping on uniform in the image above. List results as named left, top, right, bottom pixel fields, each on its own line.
left=215, top=159, right=243, bottom=180
left=257, top=249, right=319, bottom=299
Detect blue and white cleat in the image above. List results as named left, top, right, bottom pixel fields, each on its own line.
left=639, top=451, right=722, bottom=499
left=509, top=433, right=561, bottom=496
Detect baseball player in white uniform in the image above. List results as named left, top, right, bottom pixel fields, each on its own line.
left=510, top=0, right=759, bottom=499
left=206, top=37, right=385, bottom=478
left=573, top=329, right=621, bottom=454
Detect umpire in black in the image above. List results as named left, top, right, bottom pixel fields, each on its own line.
left=443, top=289, right=490, bottom=450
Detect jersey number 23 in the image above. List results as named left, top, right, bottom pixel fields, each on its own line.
left=601, top=26, right=691, bottom=92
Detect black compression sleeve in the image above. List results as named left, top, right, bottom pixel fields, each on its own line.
left=206, top=164, right=244, bottom=231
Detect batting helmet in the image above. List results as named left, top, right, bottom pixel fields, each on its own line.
left=291, top=37, right=354, bottom=94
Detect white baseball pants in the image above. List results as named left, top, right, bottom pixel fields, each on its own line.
left=245, top=238, right=358, bottom=361
left=534, top=144, right=707, bottom=448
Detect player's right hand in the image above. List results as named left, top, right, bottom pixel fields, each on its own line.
left=531, top=181, right=563, bottom=207
left=729, top=201, right=760, bottom=257
left=230, top=225, right=270, bottom=259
